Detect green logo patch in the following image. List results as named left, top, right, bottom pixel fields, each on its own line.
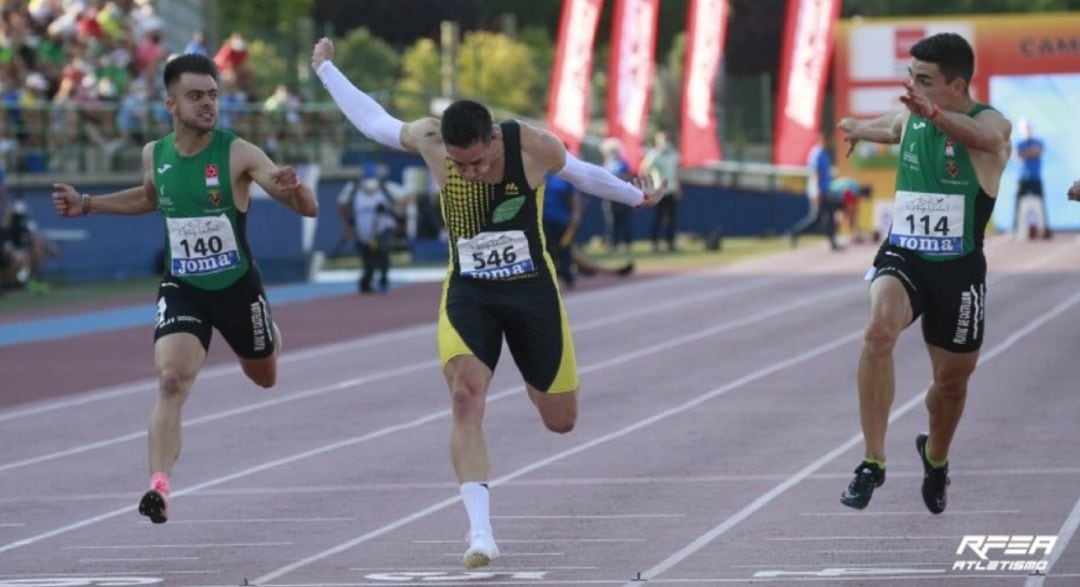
left=491, top=196, right=525, bottom=223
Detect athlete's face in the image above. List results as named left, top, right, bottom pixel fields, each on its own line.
left=166, top=73, right=219, bottom=132
left=908, top=59, right=966, bottom=106
left=446, top=138, right=497, bottom=182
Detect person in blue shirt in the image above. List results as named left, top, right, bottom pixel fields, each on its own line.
left=542, top=173, right=579, bottom=287
left=1014, top=119, right=1050, bottom=239
left=790, top=133, right=840, bottom=250
left=542, top=173, right=633, bottom=289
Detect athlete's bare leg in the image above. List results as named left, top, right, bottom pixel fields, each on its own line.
left=858, top=276, right=912, bottom=462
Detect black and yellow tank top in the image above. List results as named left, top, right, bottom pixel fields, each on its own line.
left=440, top=121, right=549, bottom=281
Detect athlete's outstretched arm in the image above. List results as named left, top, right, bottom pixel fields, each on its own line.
left=236, top=139, right=318, bottom=217
left=524, top=126, right=664, bottom=208
left=52, top=143, right=158, bottom=216
left=836, top=111, right=907, bottom=156
left=312, top=37, right=420, bottom=153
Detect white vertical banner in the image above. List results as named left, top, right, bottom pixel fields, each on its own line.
left=546, top=0, right=603, bottom=155
left=606, top=0, right=659, bottom=172
left=680, top=0, right=728, bottom=167
left=773, top=0, right=841, bottom=165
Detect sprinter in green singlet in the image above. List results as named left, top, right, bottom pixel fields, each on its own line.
left=834, top=33, right=1011, bottom=514
left=51, top=54, right=318, bottom=524
left=312, top=37, right=666, bottom=570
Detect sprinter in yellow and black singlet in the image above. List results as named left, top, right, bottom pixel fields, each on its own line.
left=438, top=120, right=578, bottom=396
left=52, top=53, right=318, bottom=526
left=313, top=37, right=668, bottom=570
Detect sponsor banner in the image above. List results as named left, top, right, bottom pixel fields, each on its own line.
left=546, top=0, right=603, bottom=155
left=773, top=0, right=842, bottom=165
left=606, top=0, right=660, bottom=172
left=679, top=0, right=728, bottom=167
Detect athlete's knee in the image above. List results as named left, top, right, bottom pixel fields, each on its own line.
left=538, top=391, right=577, bottom=434
left=450, top=376, right=486, bottom=424
left=242, top=358, right=277, bottom=388
left=863, top=317, right=901, bottom=356
left=543, top=411, right=576, bottom=434
left=157, top=367, right=196, bottom=399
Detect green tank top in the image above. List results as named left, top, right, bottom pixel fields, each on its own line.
left=890, top=103, right=996, bottom=261
left=154, top=128, right=251, bottom=290
left=439, top=121, right=550, bottom=281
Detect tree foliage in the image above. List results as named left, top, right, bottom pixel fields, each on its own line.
left=394, top=38, right=441, bottom=120
left=335, top=28, right=400, bottom=96
left=456, top=31, right=541, bottom=116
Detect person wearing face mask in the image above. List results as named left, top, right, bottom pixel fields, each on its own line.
left=338, top=163, right=400, bottom=294
left=835, top=33, right=1011, bottom=515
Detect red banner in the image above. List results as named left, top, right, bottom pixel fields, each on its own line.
left=680, top=0, right=728, bottom=167
left=772, top=0, right=841, bottom=165
left=546, top=0, right=603, bottom=155
left=606, top=0, right=659, bottom=172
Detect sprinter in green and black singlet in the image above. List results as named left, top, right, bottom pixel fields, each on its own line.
left=834, top=33, right=1011, bottom=515
left=438, top=120, right=578, bottom=395
left=51, top=53, right=318, bottom=525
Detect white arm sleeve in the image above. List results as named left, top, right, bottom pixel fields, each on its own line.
left=315, top=61, right=405, bottom=150
left=556, top=153, right=644, bottom=207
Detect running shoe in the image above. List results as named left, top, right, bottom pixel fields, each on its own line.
left=917, top=433, right=949, bottom=514
left=840, top=461, right=885, bottom=510
left=463, top=530, right=499, bottom=569
left=138, top=489, right=170, bottom=524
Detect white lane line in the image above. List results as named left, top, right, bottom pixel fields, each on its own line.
left=63, top=541, right=292, bottom=549
left=1025, top=493, right=1080, bottom=587
left=144, top=517, right=355, bottom=524
left=253, top=328, right=865, bottom=584
left=79, top=556, right=200, bottom=562
left=0, top=273, right=778, bottom=422
left=618, top=288, right=1080, bottom=587
left=798, top=510, right=1022, bottom=516
left=0, top=282, right=860, bottom=556
left=766, top=536, right=958, bottom=541
left=0, top=277, right=787, bottom=473
left=492, top=514, right=684, bottom=519
left=414, top=538, right=645, bottom=544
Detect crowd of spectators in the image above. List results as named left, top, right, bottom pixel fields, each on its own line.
left=0, top=0, right=309, bottom=174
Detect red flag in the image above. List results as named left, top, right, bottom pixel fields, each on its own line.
left=773, top=0, right=841, bottom=165
left=606, top=0, right=659, bottom=173
left=680, top=0, right=728, bottom=167
left=546, top=0, right=603, bottom=155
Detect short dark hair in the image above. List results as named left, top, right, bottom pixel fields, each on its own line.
left=164, top=53, right=219, bottom=90
left=441, top=100, right=493, bottom=148
left=910, top=33, right=974, bottom=88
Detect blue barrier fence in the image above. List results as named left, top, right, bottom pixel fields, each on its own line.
left=15, top=152, right=810, bottom=283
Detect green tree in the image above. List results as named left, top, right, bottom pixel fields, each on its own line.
left=246, top=38, right=288, bottom=99
left=457, top=31, right=541, bottom=116
left=394, top=38, right=441, bottom=120
left=335, top=27, right=399, bottom=95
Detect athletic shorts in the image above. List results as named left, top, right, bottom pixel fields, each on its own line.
left=438, top=273, right=578, bottom=393
left=153, top=268, right=276, bottom=359
left=871, top=245, right=987, bottom=353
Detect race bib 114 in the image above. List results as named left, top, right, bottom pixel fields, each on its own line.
left=889, top=190, right=966, bottom=255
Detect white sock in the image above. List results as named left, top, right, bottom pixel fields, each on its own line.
left=460, top=482, right=492, bottom=537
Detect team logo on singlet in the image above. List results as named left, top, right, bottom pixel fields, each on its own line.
left=945, top=159, right=959, bottom=178
left=205, top=164, right=220, bottom=187
left=207, top=189, right=222, bottom=207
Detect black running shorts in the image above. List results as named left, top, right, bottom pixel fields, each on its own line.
left=154, top=268, right=276, bottom=359
left=871, top=245, right=987, bottom=353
